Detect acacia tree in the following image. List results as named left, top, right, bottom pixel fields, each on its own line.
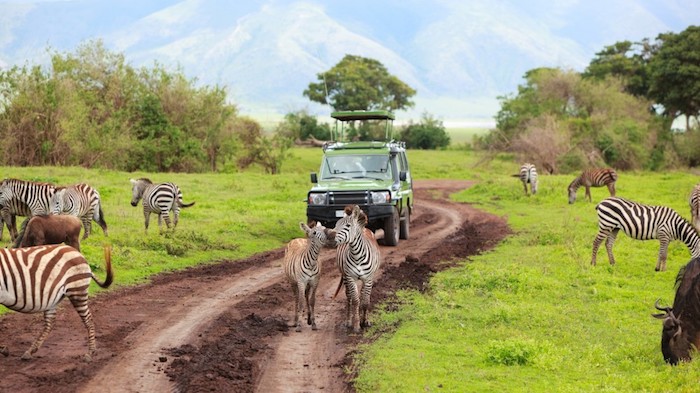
left=303, top=55, right=416, bottom=111
left=648, top=26, right=700, bottom=129
left=583, top=39, right=657, bottom=98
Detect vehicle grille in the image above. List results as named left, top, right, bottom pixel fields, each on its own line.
left=329, top=191, right=369, bottom=206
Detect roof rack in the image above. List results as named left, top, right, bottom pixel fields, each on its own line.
left=330, top=110, right=395, bottom=141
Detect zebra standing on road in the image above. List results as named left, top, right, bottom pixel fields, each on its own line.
left=332, top=205, right=381, bottom=333
left=568, top=168, right=618, bottom=204
left=591, top=197, right=700, bottom=271
left=129, top=178, right=195, bottom=233
left=0, top=244, right=113, bottom=361
left=516, top=163, right=538, bottom=196
left=689, top=183, right=700, bottom=231
left=283, top=221, right=334, bottom=332
left=51, top=183, right=108, bottom=240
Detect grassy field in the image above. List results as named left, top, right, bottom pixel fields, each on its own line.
left=3, top=146, right=700, bottom=392
left=353, top=159, right=700, bottom=392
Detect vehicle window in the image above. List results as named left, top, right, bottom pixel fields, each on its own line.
left=321, top=155, right=391, bottom=180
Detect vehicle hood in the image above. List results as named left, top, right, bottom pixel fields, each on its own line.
left=312, top=178, right=393, bottom=191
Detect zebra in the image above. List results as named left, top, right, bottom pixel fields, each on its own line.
left=283, top=221, right=334, bottom=332
left=0, top=244, right=113, bottom=361
left=0, top=198, right=32, bottom=241
left=0, top=178, right=56, bottom=216
left=515, top=163, right=538, bottom=195
left=51, top=183, right=108, bottom=240
left=689, top=183, right=700, bottom=231
left=129, top=178, right=195, bottom=233
left=568, top=168, right=618, bottom=204
left=591, top=197, right=700, bottom=272
left=332, top=205, right=381, bottom=333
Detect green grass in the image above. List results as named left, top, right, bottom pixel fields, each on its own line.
left=353, top=165, right=700, bottom=392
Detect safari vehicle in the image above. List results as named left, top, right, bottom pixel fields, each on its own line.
left=306, top=110, right=413, bottom=246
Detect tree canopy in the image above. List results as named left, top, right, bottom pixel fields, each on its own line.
left=303, top=55, right=416, bottom=112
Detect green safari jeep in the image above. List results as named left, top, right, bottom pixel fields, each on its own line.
left=306, top=110, right=413, bottom=246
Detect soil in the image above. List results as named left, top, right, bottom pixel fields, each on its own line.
left=0, top=179, right=511, bottom=393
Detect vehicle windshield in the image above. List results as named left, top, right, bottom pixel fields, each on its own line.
left=321, top=155, right=392, bottom=180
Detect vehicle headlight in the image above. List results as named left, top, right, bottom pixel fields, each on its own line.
left=308, top=193, right=328, bottom=205
left=370, top=191, right=390, bottom=204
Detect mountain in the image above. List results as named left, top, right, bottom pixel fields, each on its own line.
left=0, top=0, right=696, bottom=125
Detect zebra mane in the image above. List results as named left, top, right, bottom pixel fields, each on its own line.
left=137, top=178, right=153, bottom=184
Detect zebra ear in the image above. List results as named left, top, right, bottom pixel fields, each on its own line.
left=130, top=178, right=136, bottom=185
left=300, top=222, right=310, bottom=232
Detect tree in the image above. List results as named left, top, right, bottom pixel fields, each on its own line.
left=583, top=39, right=657, bottom=98
left=648, top=26, right=700, bottom=129
left=303, top=55, right=416, bottom=111
left=400, top=112, right=451, bottom=149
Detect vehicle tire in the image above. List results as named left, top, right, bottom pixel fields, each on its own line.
left=399, top=207, right=410, bottom=240
left=384, top=207, right=400, bottom=246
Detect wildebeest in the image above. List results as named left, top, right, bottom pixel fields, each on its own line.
left=653, top=257, right=700, bottom=365
left=12, top=215, right=83, bottom=251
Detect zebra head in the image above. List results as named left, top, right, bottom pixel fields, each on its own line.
left=50, top=187, right=67, bottom=214
left=0, top=179, right=12, bottom=206
left=301, top=221, right=335, bottom=248
left=129, top=178, right=151, bottom=206
left=333, top=205, right=367, bottom=245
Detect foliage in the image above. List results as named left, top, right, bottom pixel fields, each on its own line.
left=399, top=112, right=451, bottom=149
left=276, top=109, right=331, bottom=142
left=235, top=116, right=293, bottom=174
left=583, top=39, right=657, bottom=98
left=303, top=54, right=416, bottom=112
left=648, top=26, right=700, bottom=128
left=478, top=68, right=660, bottom=172
left=354, top=163, right=700, bottom=392
left=0, top=40, right=238, bottom=172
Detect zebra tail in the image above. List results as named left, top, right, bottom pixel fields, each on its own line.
left=332, top=275, right=344, bottom=299
left=12, top=217, right=31, bottom=248
left=179, top=200, right=195, bottom=208
left=95, top=204, right=108, bottom=233
left=91, top=245, right=114, bottom=289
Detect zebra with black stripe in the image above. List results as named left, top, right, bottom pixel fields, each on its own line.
left=332, top=205, right=381, bottom=333
left=0, top=179, right=56, bottom=238
left=51, top=183, right=108, bottom=240
left=129, top=178, right=195, bottom=233
left=283, top=221, right=334, bottom=332
left=516, top=163, right=538, bottom=195
left=689, top=183, right=700, bottom=231
left=0, top=198, right=31, bottom=241
left=0, top=244, right=113, bottom=361
left=592, top=197, right=700, bottom=271
left=568, top=168, right=618, bottom=204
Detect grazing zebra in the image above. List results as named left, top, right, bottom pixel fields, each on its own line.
left=332, top=205, right=381, bottom=333
left=0, top=244, right=113, bottom=361
left=689, top=183, right=700, bottom=231
left=129, top=178, right=195, bottom=233
left=0, top=198, right=31, bottom=241
left=568, top=168, right=618, bottom=204
left=51, top=183, right=108, bottom=240
left=516, top=163, right=538, bottom=195
left=283, top=221, right=334, bottom=332
left=592, top=197, right=700, bottom=271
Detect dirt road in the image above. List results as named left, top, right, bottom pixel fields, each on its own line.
left=0, top=180, right=510, bottom=393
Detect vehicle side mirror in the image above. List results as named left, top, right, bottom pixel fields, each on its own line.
left=399, top=171, right=407, bottom=181
left=310, top=173, right=318, bottom=183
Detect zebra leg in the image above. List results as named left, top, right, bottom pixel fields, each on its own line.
left=585, top=186, right=591, bottom=202
left=143, top=210, right=151, bottom=233
left=22, top=309, right=57, bottom=360
left=359, top=280, right=373, bottom=329
left=160, top=213, right=172, bottom=233
left=81, top=216, right=91, bottom=240
left=522, top=182, right=528, bottom=195
left=344, top=276, right=361, bottom=332
left=604, top=229, right=619, bottom=265
left=307, top=280, right=318, bottom=330
left=292, top=282, right=304, bottom=332
left=591, top=229, right=609, bottom=266
left=608, top=183, right=616, bottom=197
left=69, top=294, right=98, bottom=362
left=657, top=236, right=670, bottom=272
left=173, top=208, right=180, bottom=231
